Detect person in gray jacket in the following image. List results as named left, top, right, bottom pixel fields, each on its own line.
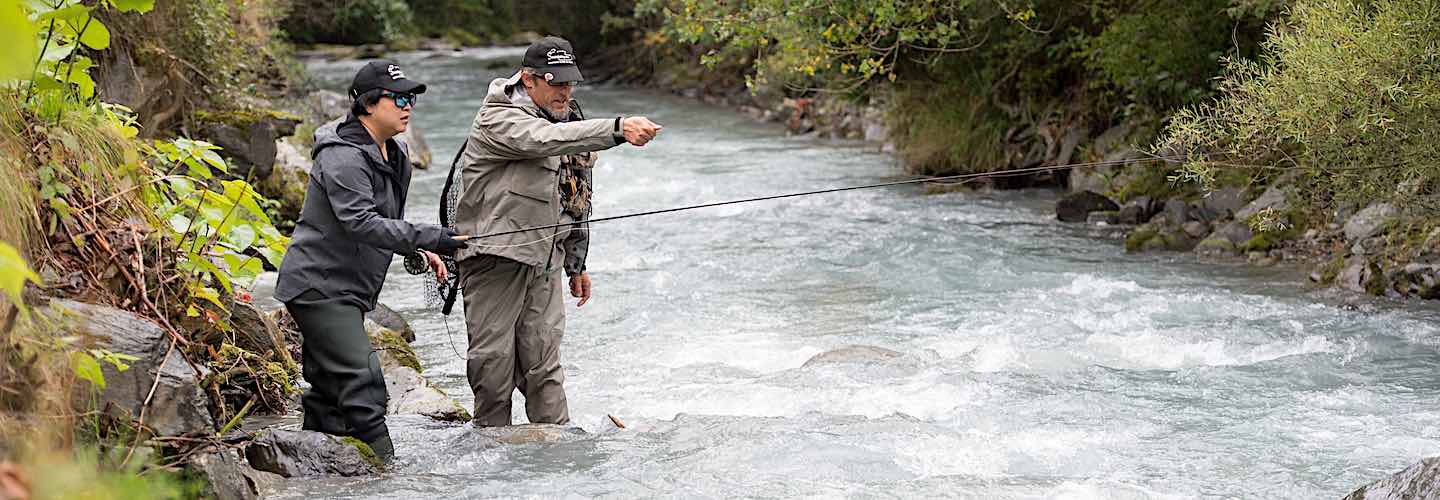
left=275, top=60, right=465, bottom=461
left=454, top=37, right=661, bottom=426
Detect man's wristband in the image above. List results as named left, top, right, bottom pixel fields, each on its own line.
left=612, top=116, right=625, bottom=145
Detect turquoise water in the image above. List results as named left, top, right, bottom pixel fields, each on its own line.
left=260, top=50, right=1440, bottom=499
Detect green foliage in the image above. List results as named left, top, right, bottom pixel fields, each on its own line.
left=1162, top=0, right=1440, bottom=212
left=282, top=0, right=413, bottom=44
left=407, top=0, right=500, bottom=44
left=1078, top=0, right=1249, bottom=110
left=0, top=241, right=41, bottom=320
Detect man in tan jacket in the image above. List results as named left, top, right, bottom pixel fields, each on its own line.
left=454, top=36, right=661, bottom=426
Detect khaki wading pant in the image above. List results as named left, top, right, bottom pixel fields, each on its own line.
left=458, top=252, right=570, bottom=426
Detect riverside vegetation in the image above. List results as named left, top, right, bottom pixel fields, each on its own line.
left=613, top=0, right=1439, bottom=301
left=3, top=0, right=1438, bottom=496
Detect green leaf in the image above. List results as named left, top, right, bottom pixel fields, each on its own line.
left=0, top=0, right=38, bottom=79
left=0, top=242, right=42, bottom=318
left=71, top=351, right=105, bottom=390
left=227, top=224, right=256, bottom=250
left=191, top=284, right=226, bottom=307
left=69, top=15, right=109, bottom=50
left=112, top=0, right=154, bottom=13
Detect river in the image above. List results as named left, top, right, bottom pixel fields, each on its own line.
left=257, top=49, right=1440, bottom=499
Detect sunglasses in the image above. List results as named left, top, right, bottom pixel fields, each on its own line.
left=381, top=91, right=418, bottom=109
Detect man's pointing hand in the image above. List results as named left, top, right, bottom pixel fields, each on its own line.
left=622, top=116, right=662, bottom=146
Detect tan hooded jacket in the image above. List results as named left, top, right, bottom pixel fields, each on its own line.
left=454, top=72, right=621, bottom=266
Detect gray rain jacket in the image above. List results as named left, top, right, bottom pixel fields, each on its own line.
left=275, top=116, right=453, bottom=311
left=454, top=72, right=622, bottom=268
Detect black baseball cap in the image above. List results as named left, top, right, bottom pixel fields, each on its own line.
left=349, top=60, right=426, bottom=98
left=522, top=36, right=584, bottom=84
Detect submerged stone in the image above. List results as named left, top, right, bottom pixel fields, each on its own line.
left=803, top=345, right=904, bottom=367
left=478, top=424, right=589, bottom=445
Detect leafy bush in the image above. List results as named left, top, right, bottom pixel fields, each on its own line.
left=282, top=0, right=413, bottom=44
left=1162, top=0, right=1440, bottom=212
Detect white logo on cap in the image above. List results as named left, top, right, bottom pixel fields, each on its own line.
left=543, top=72, right=555, bottom=82
left=387, top=64, right=406, bottom=80
left=545, top=48, right=574, bottom=65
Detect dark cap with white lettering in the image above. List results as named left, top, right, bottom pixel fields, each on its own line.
left=522, top=36, right=584, bottom=84
left=349, top=60, right=426, bottom=97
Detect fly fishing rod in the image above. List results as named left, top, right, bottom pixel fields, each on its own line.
left=455, top=154, right=1182, bottom=243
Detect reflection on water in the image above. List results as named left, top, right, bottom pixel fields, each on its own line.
left=254, top=50, right=1440, bottom=499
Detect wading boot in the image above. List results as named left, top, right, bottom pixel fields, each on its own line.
left=366, top=433, right=395, bottom=467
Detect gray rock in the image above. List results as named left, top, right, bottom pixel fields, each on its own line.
left=192, top=449, right=283, bottom=500
left=309, top=90, right=349, bottom=123
left=381, top=352, right=470, bottom=422
left=1202, top=187, right=1247, bottom=219
left=1395, top=263, right=1440, bottom=300
left=1235, top=184, right=1290, bottom=221
left=398, top=121, right=432, bottom=170
left=1344, top=203, right=1398, bottom=242
left=1343, top=456, right=1440, bottom=500
left=803, top=345, right=904, bottom=367
left=52, top=300, right=214, bottom=436
left=245, top=429, right=381, bottom=477
left=1337, top=258, right=1383, bottom=295
left=1162, top=198, right=1191, bottom=225
left=1057, top=191, right=1120, bottom=223
left=255, top=139, right=312, bottom=228
left=229, top=301, right=295, bottom=373
left=366, top=302, right=414, bottom=343
left=1194, top=220, right=1255, bottom=257
left=1182, top=221, right=1211, bottom=239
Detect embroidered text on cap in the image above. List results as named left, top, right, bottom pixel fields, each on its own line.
left=387, top=64, right=406, bottom=80
left=545, top=48, right=574, bottom=65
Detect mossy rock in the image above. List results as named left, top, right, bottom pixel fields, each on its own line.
left=368, top=324, right=422, bottom=373
left=195, top=108, right=303, bottom=129
left=1195, top=236, right=1238, bottom=256
left=339, top=436, right=384, bottom=470
left=1239, top=233, right=1278, bottom=253
left=1125, top=227, right=1160, bottom=253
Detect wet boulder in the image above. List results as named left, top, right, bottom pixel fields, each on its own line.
left=53, top=300, right=214, bottom=436
left=1343, top=456, right=1440, bottom=499
left=1057, top=191, right=1120, bottom=223
left=803, top=345, right=904, bottom=367
left=245, top=429, right=382, bottom=477
left=366, top=324, right=469, bottom=422
left=478, top=424, right=589, bottom=445
left=381, top=354, right=471, bottom=422
left=366, top=302, right=414, bottom=343
left=191, top=449, right=283, bottom=500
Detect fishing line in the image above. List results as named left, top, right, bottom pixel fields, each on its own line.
left=460, top=154, right=1184, bottom=243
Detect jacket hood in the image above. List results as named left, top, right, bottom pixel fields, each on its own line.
left=311, top=116, right=400, bottom=175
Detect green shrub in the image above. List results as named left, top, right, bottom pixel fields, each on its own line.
left=1162, top=0, right=1440, bottom=213
left=283, top=0, right=413, bottom=44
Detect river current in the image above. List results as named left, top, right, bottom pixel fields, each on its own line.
left=255, top=49, right=1440, bottom=499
